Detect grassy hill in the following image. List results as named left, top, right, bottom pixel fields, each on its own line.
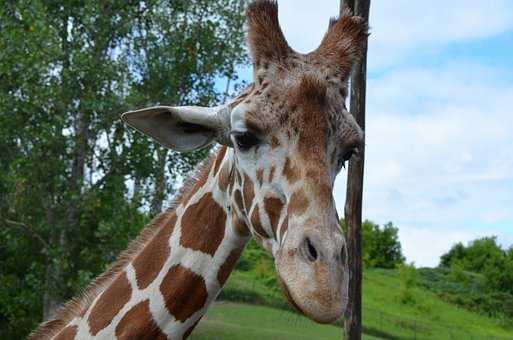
left=191, top=302, right=381, bottom=340
left=192, top=268, right=513, bottom=339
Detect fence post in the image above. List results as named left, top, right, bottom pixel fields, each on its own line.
left=340, top=0, right=371, bottom=339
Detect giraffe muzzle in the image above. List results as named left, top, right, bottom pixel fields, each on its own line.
left=275, top=226, right=349, bottom=324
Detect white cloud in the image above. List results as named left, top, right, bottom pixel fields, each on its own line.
left=398, top=226, right=498, bottom=267
left=368, top=0, right=513, bottom=69
left=400, top=224, right=513, bottom=267
left=333, top=61, right=513, bottom=266
left=275, top=0, right=513, bottom=69
left=276, top=0, right=339, bottom=54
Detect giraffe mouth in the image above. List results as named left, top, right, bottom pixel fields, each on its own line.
left=277, top=275, right=308, bottom=317
left=276, top=271, right=347, bottom=324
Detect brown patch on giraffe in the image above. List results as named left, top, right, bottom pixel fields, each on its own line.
left=289, top=189, right=309, bottom=216
left=160, top=265, right=208, bottom=322
left=233, top=215, right=250, bottom=237
left=271, top=136, right=280, bottom=149
left=233, top=189, right=244, bottom=213
left=217, top=162, right=231, bottom=193
left=88, top=272, right=132, bottom=336
left=133, top=213, right=177, bottom=290
left=251, top=205, right=270, bottom=238
left=264, top=196, right=284, bottom=235
left=286, top=75, right=330, bottom=163
left=318, top=182, right=332, bottom=208
left=256, top=168, right=264, bottom=186
left=115, top=300, right=167, bottom=340
left=297, top=75, right=327, bottom=106
left=283, top=157, right=300, bottom=184
left=243, top=174, right=255, bottom=207
left=212, top=146, right=227, bottom=176
left=269, top=166, right=276, bottom=182
left=217, top=246, right=245, bottom=285
left=306, top=168, right=331, bottom=208
left=180, top=192, right=226, bottom=256
left=296, top=130, right=326, bottom=165
left=183, top=318, right=201, bottom=338
left=53, top=325, right=77, bottom=340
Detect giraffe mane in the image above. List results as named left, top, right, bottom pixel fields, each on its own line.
left=28, top=153, right=217, bottom=340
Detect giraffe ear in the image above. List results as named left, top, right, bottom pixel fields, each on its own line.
left=121, top=106, right=232, bottom=152
left=246, top=0, right=291, bottom=66
left=313, top=11, right=369, bottom=81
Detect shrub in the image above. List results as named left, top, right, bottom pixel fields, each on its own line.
left=398, top=263, right=417, bottom=305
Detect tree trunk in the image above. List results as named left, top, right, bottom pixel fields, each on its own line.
left=341, top=0, right=370, bottom=339
left=150, top=148, right=168, bottom=215
left=43, top=207, right=61, bottom=321
left=43, top=266, right=61, bottom=321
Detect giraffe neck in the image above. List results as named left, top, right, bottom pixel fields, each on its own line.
left=40, top=147, right=250, bottom=340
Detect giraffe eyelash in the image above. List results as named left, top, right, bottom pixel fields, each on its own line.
left=231, top=131, right=260, bottom=151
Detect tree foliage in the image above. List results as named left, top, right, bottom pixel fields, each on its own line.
left=341, top=220, right=405, bottom=269
left=0, top=1, right=246, bottom=338
left=440, top=237, right=513, bottom=295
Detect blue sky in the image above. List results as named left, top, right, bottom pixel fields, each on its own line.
left=227, top=0, right=513, bottom=267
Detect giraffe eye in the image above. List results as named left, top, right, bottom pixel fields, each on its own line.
left=232, top=131, right=260, bottom=151
left=342, top=149, right=355, bottom=162
left=339, top=148, right=357, bottom=169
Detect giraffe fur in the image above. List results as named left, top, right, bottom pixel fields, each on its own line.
left=30, top=1, right=368, bottom=338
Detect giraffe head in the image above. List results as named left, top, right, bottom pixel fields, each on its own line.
left=122, top=0, right=367, bottom=324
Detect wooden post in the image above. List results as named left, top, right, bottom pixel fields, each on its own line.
left=340, top=0, right=370, bottom=339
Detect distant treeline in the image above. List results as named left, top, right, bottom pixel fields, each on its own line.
left=428, top=236, right=513, bottom=319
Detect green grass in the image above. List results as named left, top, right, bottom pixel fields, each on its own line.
left=191, top=302, right=381, bottom=340
left=362, top=268, right=512, bottom=339
left=195, top=269, right=513, bottom=339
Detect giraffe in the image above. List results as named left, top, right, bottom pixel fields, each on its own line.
left=29, top=1, right=368, bottom=339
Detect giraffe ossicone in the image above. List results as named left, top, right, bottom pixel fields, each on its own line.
left=30, top=1, right=367, bottom=339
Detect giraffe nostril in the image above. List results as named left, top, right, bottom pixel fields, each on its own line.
left=305, top=237, right=318, bottom=262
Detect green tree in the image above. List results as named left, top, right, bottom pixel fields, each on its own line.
left=340, top=219, right=405, bottom=268
left=440, top=237, right=513, bottom=295
left=440, top=237, right=504, bottom=272
left=0, top=1, right=246, bottom=338
left=364, top=221, right=404, bottom=268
